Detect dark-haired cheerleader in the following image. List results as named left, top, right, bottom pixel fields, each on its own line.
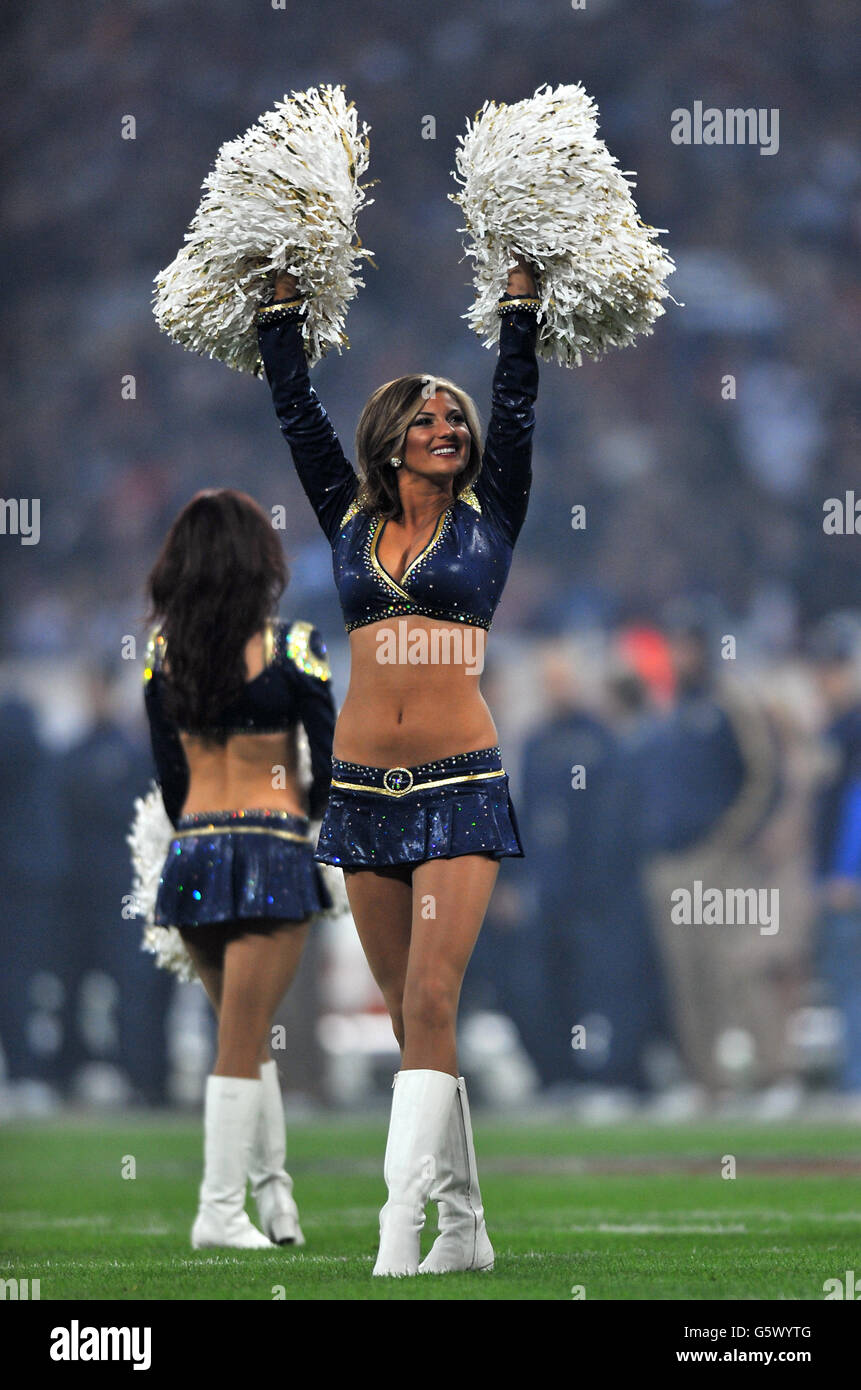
left=143, top=488, right=335, bottom=1249
left=257, top=259, right=540, bottom=1275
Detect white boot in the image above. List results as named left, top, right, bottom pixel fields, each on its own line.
left=191, top=1075, right=275, bottom=1250
left=372, top=1069, right=458, bottom=1277
left=248, top=1060, right=305, bottom=1246
left=419, top=1076, right=494, bottom=1273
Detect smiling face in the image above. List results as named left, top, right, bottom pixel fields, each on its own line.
left=401, top=389, right=473, bottom=482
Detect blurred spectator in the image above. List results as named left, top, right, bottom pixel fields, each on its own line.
left=641, top=604, right=781, bottom=1098
left=809, top=616, right=861, bottom=1095
left=59, top=665, right=174, bottom=1104
left=494, top=646, right=623, bottom=1090
left=601, top=661, right=673, bottom=1091
left=0, top=695, right=68, bottom=1096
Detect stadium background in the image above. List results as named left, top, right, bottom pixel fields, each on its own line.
left=1, top=0, right=859, bottom=1159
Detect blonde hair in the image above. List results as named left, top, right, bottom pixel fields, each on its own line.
left=355, top=374, right=482, bottom=520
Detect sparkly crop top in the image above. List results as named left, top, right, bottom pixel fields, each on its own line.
left=143, top=618, right=336, bottom=827
left=257, top=294, right=539, bottom=634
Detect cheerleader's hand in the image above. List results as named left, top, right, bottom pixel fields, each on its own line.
left=274, top=271, right=299, bottom=301
left=506, top=256, right=538, bottom=297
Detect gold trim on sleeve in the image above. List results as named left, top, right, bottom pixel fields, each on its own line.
left=339, top=497, right=362, bottom=529
left=143, top=626, right=165, bottom=683
left=286, top=619, right=331, bottom=681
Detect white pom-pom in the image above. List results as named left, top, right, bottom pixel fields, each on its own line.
left=450, top=82, right=677, bottom=367
left=153, top=83, right=375, bottom=373
left=309, top=818, right=351, bottom=919
left=127, top=783, right=197, bottom=983
left=296, top=721, right=314, bottom=797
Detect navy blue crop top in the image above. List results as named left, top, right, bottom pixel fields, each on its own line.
left=257, top=294, right=539, bottom=634
left=143, top=618, right=336, bottom=827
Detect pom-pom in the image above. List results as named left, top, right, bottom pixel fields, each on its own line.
left=450, top=82, right=677, bottom=367
left=309, top=820, right=351, bottom=919
left=153, top=83, right=375, bottom=373
left=127, top=783, right=197, bottom=982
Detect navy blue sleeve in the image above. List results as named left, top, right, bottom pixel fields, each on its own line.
left=283, top=622, right=336, bottom=820
left=297, top=673, right=336, bottom=820
left=475, top=293, right=540, bottom=544
left=143, top=673, right=188, bottom=829
left=257, top=315, right=360, bottom=546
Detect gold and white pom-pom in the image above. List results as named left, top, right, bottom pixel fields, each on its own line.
left=450, top=81, right=677, bottom=367
left=153, top=83, right=375, bottom=373
left=127, top=783, right=197, bottom=983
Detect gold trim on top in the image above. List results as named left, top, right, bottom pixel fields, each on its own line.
left=330, top=767, right=506, bottom=799
left=172, top=823, right=311, bottom=844
left=369, top=516, right=412, bottom=600
left=401, top=506, right=449, bottom=584
left=370, top=506, right=451, bottom=594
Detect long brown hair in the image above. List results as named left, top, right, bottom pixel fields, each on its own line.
left=146, top=489, right=287, bottom=737
left=355, top=374, right=482, bottom=521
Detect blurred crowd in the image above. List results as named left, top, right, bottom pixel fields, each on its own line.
left=2, top=608, right=861, bottom=1118
left=2, top=0, right=859, bottom=655
left=1, top=0, right=860, bottom=1113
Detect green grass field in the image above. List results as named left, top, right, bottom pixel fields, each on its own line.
left=1, top=1114, right=859, bottom=1300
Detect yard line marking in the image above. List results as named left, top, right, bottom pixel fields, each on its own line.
left=568, top=1223, right=748, bottom=1235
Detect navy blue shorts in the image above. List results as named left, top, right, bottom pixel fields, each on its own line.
left=314, top=745, right=524, bottom=871
left=155, top=809, right=332, bottom=928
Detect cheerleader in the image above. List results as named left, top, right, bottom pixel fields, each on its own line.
left=257, top=259, right=540, bottom=1275
left=142, top=488, right=336, bottom=1249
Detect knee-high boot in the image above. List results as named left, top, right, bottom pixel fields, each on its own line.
left=419, top=1075, right=494, bottom=1273
left=372, top=1068, right=458, bottom=1277
left=248, top=1059, right=305, bottom=1246
left=191, top=1075, right=274, bottom=1250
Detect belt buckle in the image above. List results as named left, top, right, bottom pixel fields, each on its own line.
left=383, top=766, right=414, bottom=795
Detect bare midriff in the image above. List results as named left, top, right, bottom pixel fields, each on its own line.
left=333, top=615, right=499, bottom=767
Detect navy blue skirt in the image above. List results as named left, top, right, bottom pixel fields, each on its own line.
left=314, top=746, right=524, bottom=871
left=155, top=809, right=332, bottom=928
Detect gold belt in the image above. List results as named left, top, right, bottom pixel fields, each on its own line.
left=172, top=824, right=311, bottom=844
left=329, top=767, right=506, bottom=799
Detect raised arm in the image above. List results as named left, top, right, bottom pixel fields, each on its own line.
left=475, top=259, right=540, bottom=545
left=256, top=274, right=359, bottom=546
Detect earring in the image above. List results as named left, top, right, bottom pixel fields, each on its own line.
left=389, top=457, right=402, bottom=469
